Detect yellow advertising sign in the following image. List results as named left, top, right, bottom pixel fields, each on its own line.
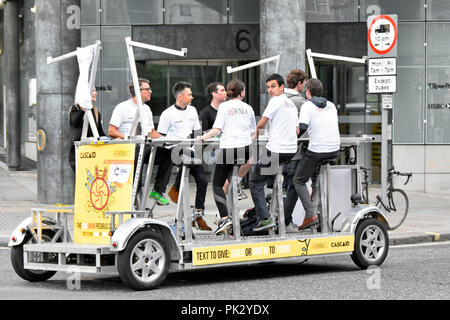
left=192, top=235, right=354, bottom=266
left=74, top=143, right=135, bottom=244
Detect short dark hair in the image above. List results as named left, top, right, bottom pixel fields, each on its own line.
left=173, top=81, right=192, bottom=99
left=286, top=69, right=307, bottom=89
left=305, top=78, right=323, bottom=97
left=265, top=73, right=285, bottom=87
left=206, top=82, right=224, bottom=103
left=129, top=78, right=150, bottom=97
left=226, top=79, right=245, bottom=99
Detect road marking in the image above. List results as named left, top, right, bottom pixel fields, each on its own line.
left=391, top=240, right=450, bottom=249
left=0, top=247, right=10, bottom=250
left=425, top=232, right=440, bottom=241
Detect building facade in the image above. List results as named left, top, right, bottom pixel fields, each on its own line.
left=1, top=0, right=450, bottom=203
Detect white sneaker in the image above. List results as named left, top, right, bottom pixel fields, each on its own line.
left=286, top=222, right=300, bottom=232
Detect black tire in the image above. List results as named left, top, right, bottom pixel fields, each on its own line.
left=10, top=230, right=57, bottom=282
left=117, top=229, right=170, bottom=290
left=351, top=218, right=389, bottom=269
left=387, top=189, right=409, bottom=230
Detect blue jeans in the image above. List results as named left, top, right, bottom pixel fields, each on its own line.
left=249, top=149, right=295, bottom=220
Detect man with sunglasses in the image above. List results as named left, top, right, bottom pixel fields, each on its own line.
left=108, top=78, right=172, bottom=206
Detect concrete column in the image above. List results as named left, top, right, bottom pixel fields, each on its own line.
left=35, top=0, right=80, bottom=204
left=260, top=0, right=305, bottom=113
left=4, top=0, right=21, bottom=169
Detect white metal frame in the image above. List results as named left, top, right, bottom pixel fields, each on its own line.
left=306, top=49, right=389, bottom=202
left=125, top=37, right=187, bottom=137
left=47, top=40, right=102, bottom=138
left=226, top=54, right=281, bottom=74
left=306, top=49, right=367, bottom=79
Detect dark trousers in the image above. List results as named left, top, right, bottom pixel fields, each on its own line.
left=135, top=145, right=173, bottom=195
left=173, top=150, right=208, bottom=210
left=282, top=159, right=299, bottom=225
left=249, top=149, right=296, bottom=221
left=293, top=149, right=339, bottom=218
left=213, top=146, right=250, bottom=218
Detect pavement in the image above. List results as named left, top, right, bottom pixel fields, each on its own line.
left=1, top=148, right=450, bottom=247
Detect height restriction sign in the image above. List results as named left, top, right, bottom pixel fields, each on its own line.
left=368, top=14, right=398, bottom=58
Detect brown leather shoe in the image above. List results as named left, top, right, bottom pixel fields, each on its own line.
left=298, top=215, right=319, bottom=230
left=168, top=185, right=179, bottom=203
left=193, top=217, right=212, bottom=231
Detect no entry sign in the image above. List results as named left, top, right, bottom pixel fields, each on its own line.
left=367, top=14, right=398, bottom=58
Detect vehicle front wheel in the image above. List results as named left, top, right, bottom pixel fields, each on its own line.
left=10, top=230, right=58, bottom=282
left=351, top=218, right=389, bottom=269
left=117, top=229, right=170, bottom=290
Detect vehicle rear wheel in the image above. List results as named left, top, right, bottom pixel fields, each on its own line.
left=117, top=229, right=170, bottom=290
left=10, top=230, right=58, bottom=282
left=351, top=218, right=389, bottom=269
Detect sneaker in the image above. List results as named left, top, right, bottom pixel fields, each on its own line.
left=237, top=186, right=248, bottom=200
left=286, top=222, right=300, bottom=232
left=298, top=215, right=319, bottom=230
left=149, top=190, right=169, bottom=206
left=253, top=217, right=275, bottom=231
left=192, top=209, right=212, bottom=231
left=215, top=216, right=232, bottom=234
left=168, top=185, right=179, bottom=203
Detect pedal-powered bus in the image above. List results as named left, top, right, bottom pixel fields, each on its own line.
left=8, top=134, right=390, bottom=290
left=8, top=39, right=390, bottom=291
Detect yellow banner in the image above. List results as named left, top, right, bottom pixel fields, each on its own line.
left=193, top=236, right=354, bottom=266
left=74, top=143, right=135, bottom=244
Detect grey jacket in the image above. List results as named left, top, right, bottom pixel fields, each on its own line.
left=284, top=88, right=307, bottom=114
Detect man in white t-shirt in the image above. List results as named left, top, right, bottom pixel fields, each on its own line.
left=108, top=78, right=172, bottom=206
left=158, top=81, right=211, bottom=231
left=293, top=78, right=340, bottom=230
left=249, top=73, right=299, bottom=232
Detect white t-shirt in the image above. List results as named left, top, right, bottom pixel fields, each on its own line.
left=263, top=94, right=299, bottom=153
left=213, top=99, right=256, bottom=149
left=109, top=99, right=154, bottom=136
left=157, top=105, right=201, bottom=140
left=299, top=100, right=340, bottom=153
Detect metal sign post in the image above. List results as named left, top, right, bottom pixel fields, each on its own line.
left=367, top=14, right=398, bottom=206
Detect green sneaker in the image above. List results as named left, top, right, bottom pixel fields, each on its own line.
left=253, top=217, right=275, bottom=232
left=149, top=190, right=169, bottom=206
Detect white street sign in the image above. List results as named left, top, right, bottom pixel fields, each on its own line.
left=382, top=94, right=393, bottom=109
left=368, top=58, right=396, bottom=76
left=368, top=76, right=396, bottom=93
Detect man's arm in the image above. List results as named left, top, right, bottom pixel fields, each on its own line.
left=253, top=116, right=269, bottom=139
left=150, top=128, right=161, bottom=139
left=108, top=124, right=124, bottom=139
left=298, top=123, right=308, bottom=137
left=201, top=128, right=221, bottom=141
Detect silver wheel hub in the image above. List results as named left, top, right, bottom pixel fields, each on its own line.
left=359, top=225, right=386, bottom=262
left=130, top=239, right=165, bottom=282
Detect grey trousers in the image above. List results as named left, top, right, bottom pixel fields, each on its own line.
left=293, top=149, right=339, bottom=218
